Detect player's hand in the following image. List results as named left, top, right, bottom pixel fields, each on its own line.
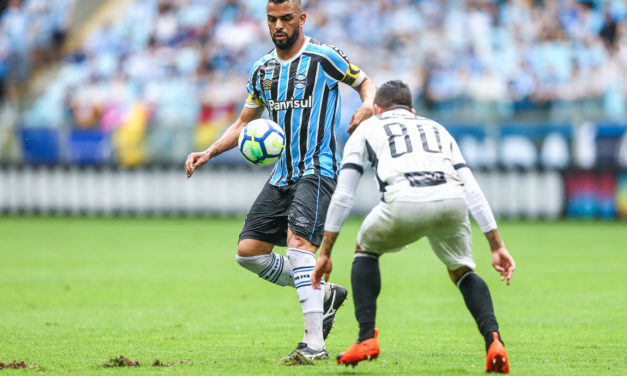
left=347, top=103, right=374, bottom=135
left=185, top=151, right=210, bottom=178
left=311, top=254, right=333, bottom=290
left=491, top=247, right=515, bottom=285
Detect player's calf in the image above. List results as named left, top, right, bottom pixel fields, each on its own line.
left=287, top=248, right=325, bottom=351
left=455, top=270, right=499, bottom=342
left=236, top=253, right=294, bottom=287
left=455, top=269, right=509, bottom=373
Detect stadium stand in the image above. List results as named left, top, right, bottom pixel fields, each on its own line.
left=1, top=0, right=626, bottom=168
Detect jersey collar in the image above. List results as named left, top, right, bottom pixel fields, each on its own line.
left=274, top=36, right=311, bottom=65
left=385, top=107, right=413, bottom=115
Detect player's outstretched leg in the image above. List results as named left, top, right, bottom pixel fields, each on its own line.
left=236, top=253, right=295, bottom=287
left=454, top=269, right=509, bottom=373
left=337, top=252, right=381, bottom=367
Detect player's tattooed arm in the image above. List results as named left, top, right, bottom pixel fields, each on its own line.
left=484, top=229, right=516, bottom=285
left=320, top=231, right=339, bottom=257
left=485, top=229, right=505, bottom=251
left=348, top=76, right=377, bottom=134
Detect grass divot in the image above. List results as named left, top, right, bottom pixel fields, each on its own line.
left=152, top=360, right=192, bottom=367
left=100, top=355, right=140, bottom=368
left=0, top=361, right=37, bottom=369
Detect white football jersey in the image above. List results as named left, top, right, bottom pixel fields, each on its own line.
left=342, top=108, right=466, bottom=203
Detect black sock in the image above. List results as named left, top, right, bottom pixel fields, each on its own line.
left=352, top=253, right=380, bottom=342
left=457, top=271, right=501, bottom=351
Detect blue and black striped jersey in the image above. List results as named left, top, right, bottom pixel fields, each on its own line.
left=245, top=37, right=365, bottom=186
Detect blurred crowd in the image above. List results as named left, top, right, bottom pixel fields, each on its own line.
left=4, top=0, right=627, bottom=166
left=0, top=0, right=74, bottom=101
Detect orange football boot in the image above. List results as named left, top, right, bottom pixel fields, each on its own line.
left=336, top=328, right=380, bottom=367
left=486, top=332, right=509, bottom=373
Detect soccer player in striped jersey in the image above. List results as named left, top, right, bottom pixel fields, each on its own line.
left=311, top=81, right=515, bottom=373
left=184, top=0, right=377, bottom=364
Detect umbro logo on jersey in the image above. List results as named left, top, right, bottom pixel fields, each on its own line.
left=268, top=95, right=313, bottom=111
left=262, top=79, right=272, bottom=90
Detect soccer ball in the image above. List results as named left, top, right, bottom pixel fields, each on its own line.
left=238, top=119, right=285, bottom=166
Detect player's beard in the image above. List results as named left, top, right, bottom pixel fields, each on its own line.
left=272, top=28, right=299, bottom=51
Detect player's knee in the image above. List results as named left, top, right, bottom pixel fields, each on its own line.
left=355, top=243, right=380, bottom=259
left=236, top=238, right=272, bottom=257
left=236, top=245, right=250, bottom=258
left=286, top=231, right=317, bottom=253
left=448, top=266, right=473, bottom=285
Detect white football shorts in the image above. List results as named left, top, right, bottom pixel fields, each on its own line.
left=357, top=198, right=476, bottom=270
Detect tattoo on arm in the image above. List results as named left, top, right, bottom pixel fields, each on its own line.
left=321, top=232, right=339, bottom=257
left=486, top=230, right=504, bottom=251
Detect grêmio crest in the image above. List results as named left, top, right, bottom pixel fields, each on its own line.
left=294, top=73, right=307, bottom=90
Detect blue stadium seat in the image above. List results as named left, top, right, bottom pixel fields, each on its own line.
left=69, top=129, right=109, bottom=165
left=21, top=128, right=60, bottom=164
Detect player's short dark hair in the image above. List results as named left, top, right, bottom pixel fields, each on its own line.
left=374, top=80, right=413, bottom=110
left=267, top=0, right=302, bottom=11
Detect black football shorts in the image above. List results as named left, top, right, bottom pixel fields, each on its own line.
left=239, top=174, right=336, bottom=247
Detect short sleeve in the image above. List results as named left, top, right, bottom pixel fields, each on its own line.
left=245, top=63, right=264, bottom=108
left=321, top=45, right=366, bottom=88
left=450, top=134, right=468, bottom=170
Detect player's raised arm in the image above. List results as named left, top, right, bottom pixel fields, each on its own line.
left=185, top=105, right=264, bottom=178
left=348, top=76, right=377, bottom=134
left=317, top=43, right=376, bottom=135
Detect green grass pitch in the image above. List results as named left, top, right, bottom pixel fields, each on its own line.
left=1, top=217, right=625, bottom=375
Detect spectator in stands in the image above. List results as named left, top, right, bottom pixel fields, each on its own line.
left=10, top=0, right=627, bottom=166
left=2, top=0, right=30, bottom=101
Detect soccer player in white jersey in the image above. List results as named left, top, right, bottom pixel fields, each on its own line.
left=185, top=0, right=377, bottom=364
left=311, top=81, right=515, bottom=373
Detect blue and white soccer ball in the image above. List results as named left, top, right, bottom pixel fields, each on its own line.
left=238, top=119, right=285, bottom=166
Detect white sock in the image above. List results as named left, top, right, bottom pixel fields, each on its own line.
left=303, top=312, right=324, bottom=351
left=286, top=248, right=324, bottom=351
left=235, top=253, right=294, bottom=287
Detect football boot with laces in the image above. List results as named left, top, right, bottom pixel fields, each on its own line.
left=486, top=332, right=509, bottom=373
left=279, top=342, right=328, bottom=366
left=336, top=328, right=380, bottom=367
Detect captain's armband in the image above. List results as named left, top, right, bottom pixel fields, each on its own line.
left=245, top=93, right=264, bottom=108
left=341, top=64, right=364, bottom=87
